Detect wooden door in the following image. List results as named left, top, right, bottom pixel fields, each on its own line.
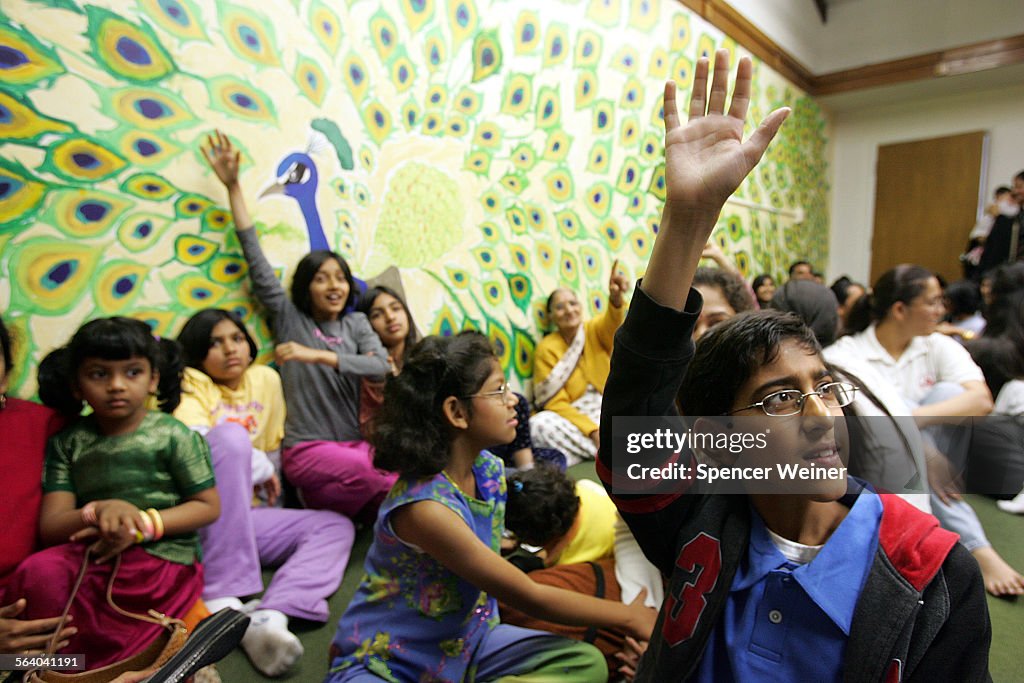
left=871, top=131, right=986, bottom=284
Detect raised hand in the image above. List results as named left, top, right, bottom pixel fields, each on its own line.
left=0, top=599, right=76, bottom=654
left=663, top=49, right=789, bottom=216
left=608, top=259, right=630, bottom=307
left=201, top=129, right=242, bottom=189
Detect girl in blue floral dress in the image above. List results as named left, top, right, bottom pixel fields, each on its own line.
left=327, top=333, right=655, bottom=682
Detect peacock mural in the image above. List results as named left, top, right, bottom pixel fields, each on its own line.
left=0, top=0, right=830, bottom=397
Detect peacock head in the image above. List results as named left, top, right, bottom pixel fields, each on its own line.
left=259, top=152, right=318, bottom=200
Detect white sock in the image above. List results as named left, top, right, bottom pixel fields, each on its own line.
left=240, top=609, right=303, bottom=677
left=204, top=596, right=244, bottom=613
left=997, top=490, right=1024, bottom=514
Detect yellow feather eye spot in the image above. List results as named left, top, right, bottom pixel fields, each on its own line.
left=697, top=34, right=717, bottom=60
left=543, top=24, right=568, bottom=67
left=0, top=160, right=46, bottom=228
left=648, top=47, right=669, bottom=79
left=500, top=173, right=527, bottom=194
left=640, top=133, right=660, bottom=162
left=201, top=207, right=232, bottom=232
left=175, top=194, right=213, bottom=219
left=629, top=0, right=659, bottom=30
left=586, top=140, right=611, bottom=174
left=0, top=92, right=72, bottom=141
left=544, top=131, right=571, bottom=162
left=473, top=122, right=501, bottom=148
left=612, top=46, right=639, bottom=74
left=672, top=56, right=694, bottom=90
left=512, top=327, right=535, bottom=378
left=175, top=234, right=218, bottom=266
left=46, top=189, right=132, bottom=238
left=0, top=24, right=65, bottom=91
left=586, top=0, right=621, bottom=27
left=369, top=9, right=399, bottom=62
left=309, top=2, right=342, bottom=55
left=487, top=322, right=512, bottom=369
left=480, top=190, right=500, bottom=213
left=544, top=168, right=573, bottom=203
left=580, top=245, right=601, bottom=279
left=735, top=251, right=751, bottom=277
left=646, top=214, right=661, bottom=236
left=116, top=130, right=179, bottom=167
left=620, top=78, right=644, bottom=110
left=454, top=88, right=482, bottom=116
left=118, top=212, right=170, bottom=252
left=43, top=136, right=126, bottom=182
left=585, top=182, right=612, bottom=218
left=510, top=144, right=536, bottom=171
left=671, top=13, right=691, bottom=52
left=425, top=84, right=447, bottom=109
left=208, top=77, right=276, bottom=123
left=171, top=274, right=229, bottom=308
left=342, top=54, right=370, bottom=103
left=574, top=30, right=601, bottom=68
left=220, top=5, right=279, bottom=67
left=446, top=114, right=469, bottom=137
left=648, top=164, right=666, bottom=201
left=505, top=206, right=527, bottom=235
left=208, top=255, right=248, bottom=284
left=391, top=54, right=416, bottom=93
left=535, top=86, right=560, bottom=130
left=592, top=100, right=614, bottom=135
left=483, top=280, right=507, bottom=307
left=536, top=243, right=555, bottom=272
left=474, top=247, right=498, bottom=271
left=105, top=87, right=194, bottom=131
left=619, top=115, right=639, bottom=147
left=122, top=173, right=177, bottom=200
left=431, top=304, right=459, bottom=338
left=138, top=0, right=207, bottom=42
left=353, top=184, right=371, bottom=207
left=93, top=260, right=150, bottom=314
left=471, top=30, right=501, bottom=83
left=448, top=0, right=478, bottom=47
left=508, top=243, right=530, bottom=271
left=629, top=228, right=652, bottom=259
left=524, top=203, right=546, bottom=232
left=480, top=221, right=500, bottom=242
left=10, top=238, right=100, bottom=314
left=559, top=250, right=579, bottom=286
left=575, top=71, right=597, bottom=110
left=295, top=56, right=327, bottom=106
left=514, top=11, right=540, bottom=54
left=501, top=74, right=531, bottom=117
left=616, top=157, right=642, bottom=194
left=626, top=192, right=646, bottom=217
left=401, top=100, right=420, bottom=130
left=422, top=112, right=442, bottom=136
left=446, top=267, right=471, bottom=289
left=423, top=31, right=445, bottom=72
left=555, top=209, right=582, bottom=240
left=362, top=102, right=393, bottom=144
left=130, top=310, right=179, bottom=338
left=600, top=218, right=622, bottom=251
left=400, top=0, right=435, bottom=33
left=464, top=150, right=491, bottom=176
left=87, top=6, right=176, bottom=83
left=360, top=146, right=375, bottom=172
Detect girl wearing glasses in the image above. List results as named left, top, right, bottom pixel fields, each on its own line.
left=327, top=332, right=656, bottom=681
left=531, top=262, right=630, bottom=466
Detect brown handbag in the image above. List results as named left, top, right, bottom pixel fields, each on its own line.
left=24, top=548, right=188, bottom=683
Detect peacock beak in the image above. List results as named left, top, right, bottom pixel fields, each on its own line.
left=258, top=181, right=286, bottom=199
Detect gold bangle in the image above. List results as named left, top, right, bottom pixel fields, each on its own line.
left=147, top=508, right=164, bottom=540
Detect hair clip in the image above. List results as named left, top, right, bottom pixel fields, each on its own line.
left=512, top=480, right=524, bottom=493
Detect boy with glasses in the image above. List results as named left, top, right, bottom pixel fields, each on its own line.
left=598, top=50, right=990, bottom=681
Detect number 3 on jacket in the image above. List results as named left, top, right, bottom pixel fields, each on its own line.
left=663, top=532, right=723, bottom=645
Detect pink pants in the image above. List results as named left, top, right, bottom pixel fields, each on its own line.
left=283, top=440, right=398, bottom=524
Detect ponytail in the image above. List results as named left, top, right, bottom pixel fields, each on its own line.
left=843, top=264, right=934, bottom=335
left=38, top=347, right=81, bottom=416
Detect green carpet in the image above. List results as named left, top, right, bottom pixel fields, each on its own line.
left=216, top=468, right=1023, bottom=682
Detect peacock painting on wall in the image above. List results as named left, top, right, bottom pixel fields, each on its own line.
left=0, top=0, right=829, bottom=397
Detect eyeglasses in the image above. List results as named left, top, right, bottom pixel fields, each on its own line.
left=726, top=382, right=858, bottom=417
left=463, top=382, right=514, bottom=403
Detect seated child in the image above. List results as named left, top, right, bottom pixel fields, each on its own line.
left=596, top=50, right=990, bottom=681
